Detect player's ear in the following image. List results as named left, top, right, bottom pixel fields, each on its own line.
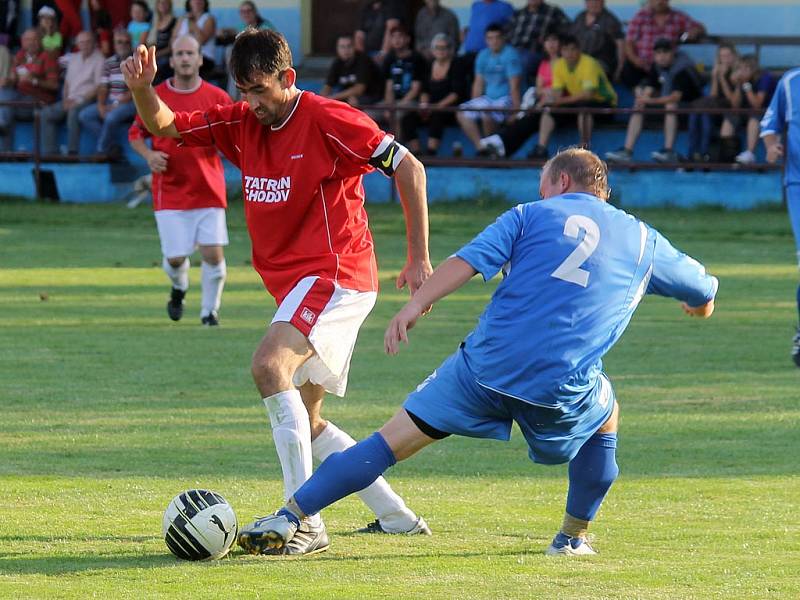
left=559, top=171, right=570, bottom=193
left=280, top=68, right=297, bottom=89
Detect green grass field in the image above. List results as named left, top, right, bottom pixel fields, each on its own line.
left=1, top=199, right=798, bottom=599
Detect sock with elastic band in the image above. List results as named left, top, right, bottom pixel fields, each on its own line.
left=263, top=390, right=320, bottom=526
left=565, top=432, right=619, bottom=529
left=200, top=259, right=226, bottom=317
left=312, top=422, right=418, bottom=532
left=294, top=432, right=396, bottom=517
left=163, top=256, right=189, bottom=291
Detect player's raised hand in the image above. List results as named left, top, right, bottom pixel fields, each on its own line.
left=122, top=45, right=157, bottom=91
left=384, top=300, right=423, bottom=355
left=766, top=142, right=784, bottom=164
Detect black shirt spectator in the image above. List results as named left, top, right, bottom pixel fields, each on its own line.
left=322, top=36, right=383, bottom=105
left=382, top=47, right=427, bottom=99
left=570, top=0, right=624, bottom=78
left=644, top=50, right=703, bottom=104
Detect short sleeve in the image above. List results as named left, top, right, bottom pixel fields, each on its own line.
left=173, top=101, right=245, bottom=164
left=609, top=14, right=624, bottom=39
left=646, top=229, right=718, bottom=307
left=582, top=62, right=600, bottom=91
left=456, top=206, right=524, bottom=282
left=475, top=50, right=487, bottom=77
left=760, top=77, right=786, bottom=137
left=504, top=49, right=522, bottom=79
left=325, top=60, right=339, bottom=87
left=320, top=99, right=406, bottom=177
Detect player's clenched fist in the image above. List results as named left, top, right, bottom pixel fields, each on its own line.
left=122, top=45, right=157, bottom=90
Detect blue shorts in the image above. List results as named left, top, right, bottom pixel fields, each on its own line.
left=403, top=349, right=615, bottom=465
left=787, top=184, right=800, bottom=257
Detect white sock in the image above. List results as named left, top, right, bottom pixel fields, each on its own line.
left=200, top=259, right=226, bottom=317
left=163, top=257, right=189, bottom=291
left=312, top=421, right=419, bottom=532
left=263, top=390, right=321, bottom=526
left=483, top=134, right=506, bottom=157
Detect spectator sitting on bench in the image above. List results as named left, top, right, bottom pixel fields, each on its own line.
left=78, top=28, right=135, bottom=158
left=457, top=23, right=521, bottom=154
left=570, top=0, right=624, bottom=81
left=621, top=0, right=705, bottom=90
left=37, top=6, right=63, bottom=57
left=528, top=33, right=616, bottom=160
left=320, top=34, right=383, bottom=107
left=606, top=38, right=703, bottom=164
left=726, top=55, right=777, bottom=165
left=379, top=25, right=426, bottom=129
left=0, top=28, right=59, bottom=152
left=41, top=30, right=105, bottom=156
left=400, top=33, right=468, bottom=156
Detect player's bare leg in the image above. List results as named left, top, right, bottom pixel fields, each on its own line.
left=300, top=383, right=431, bottom=534
left=163, top=254, right=189, bottom=321
left=547, top=396, right=620, bottom=557
left=240, top=322, right=330, bottom=556
left=198, top=244, right=226, bottom=326
left=457, top=112, right=483, bottom=149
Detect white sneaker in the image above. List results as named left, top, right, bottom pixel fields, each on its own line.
left=545, top=532, right=598, bottom=556
left=735, top=150, right=756, bottom=164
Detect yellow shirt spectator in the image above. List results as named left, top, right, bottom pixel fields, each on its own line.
left=552, top=54, right=617, bottom=106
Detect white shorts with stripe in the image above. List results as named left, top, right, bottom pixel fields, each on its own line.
left=459, top=95, right=513, bottom=123
left=272, top=276, right=377, bottom=397
left=154, top=207, right=229, bottom=259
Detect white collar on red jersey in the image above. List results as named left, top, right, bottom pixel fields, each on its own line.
left=271, top=90, right=304, bottom=131
left=166, top=77, right=203, bottom=94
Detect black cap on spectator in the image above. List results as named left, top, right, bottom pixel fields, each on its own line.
left=653, top=38, right=674, bottom=52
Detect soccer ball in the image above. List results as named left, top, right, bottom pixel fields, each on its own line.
left=162, top=489, right=238, bottom=560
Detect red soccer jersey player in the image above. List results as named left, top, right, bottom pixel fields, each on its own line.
left=123, top=30, right=433, bottom=554
left=129, top=78, right=229, bottom=211
left=128, top=35, right=233, bottom=326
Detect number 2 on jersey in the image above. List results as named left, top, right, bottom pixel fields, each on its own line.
left=551, top=215, right=600, bottom=287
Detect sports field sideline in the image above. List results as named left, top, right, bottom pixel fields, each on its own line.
left=0, top=199, right=798, bottom=598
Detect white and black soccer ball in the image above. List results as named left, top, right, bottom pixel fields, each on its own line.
left=162, top=489, right=238, bottom=560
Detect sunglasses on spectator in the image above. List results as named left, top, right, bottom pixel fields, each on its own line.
left=433, top=45, right=449, bottom=50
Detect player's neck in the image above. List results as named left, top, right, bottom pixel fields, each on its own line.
left=274, top=88, right=301, bottom=128
left=172, top=74, right=201, bottom=91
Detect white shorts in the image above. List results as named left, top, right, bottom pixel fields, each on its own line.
left=460, top=95, right=512, bottom=123
left=154, top=207, right=229, bottom=259
left=272, top=276, right=377, bottom=397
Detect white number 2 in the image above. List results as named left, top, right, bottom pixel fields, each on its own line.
left=550, top=215, right=600, bottom=287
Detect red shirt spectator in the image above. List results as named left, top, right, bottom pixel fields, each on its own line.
left=12, top=38, right=59, bottom=103
left=625, top=0, right=704, bottom=68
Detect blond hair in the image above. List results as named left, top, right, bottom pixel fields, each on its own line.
left=543, top=147, right=610, bottom=201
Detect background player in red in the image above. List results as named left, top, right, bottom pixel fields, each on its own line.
left=122, top=29, right=433, bottom=554
left=128, top=35, right=232, bottom=326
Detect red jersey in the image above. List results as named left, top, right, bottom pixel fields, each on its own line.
left=174, top=92, right=396, bottom=303
left=128, top=79, right=231, bottom=211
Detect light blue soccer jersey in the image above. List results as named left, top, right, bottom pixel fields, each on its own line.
left=760, top=68, right=800, bottom=186
left=455, top=193, right=718, bottom=409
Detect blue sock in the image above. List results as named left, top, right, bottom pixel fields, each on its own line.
left=565, top=433, right=619, bottom=522
left=293, top=432, right=396, bottom=517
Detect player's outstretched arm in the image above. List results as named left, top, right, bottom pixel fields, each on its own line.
left=385, top=256, right=477, bottom=355
left=121, top=45, right=180, bottom=138
left=393, top=153, right=433, bottom=295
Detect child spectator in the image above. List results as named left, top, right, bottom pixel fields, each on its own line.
left=128, top=0, right=151, bottom=46
left=726, top=55, right=777, bottom=164
left=37, top=6, right=63, bottom=56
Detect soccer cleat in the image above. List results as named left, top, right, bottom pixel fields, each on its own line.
left=201, top=311, right=219, bottom=327
left=356, top=516, right=432, bottom=536
left=792, top=327, right=800, bottom=368
left=545, top=532, right=598, bottom=556
left=167, top=287, right=185, bottom=321
left=605, top=147, right=633, bottom=163
left=651, top=148, right=679, bottom=163
left=238, top=511, right=329, bottom=556
left=735, top=150, right=756, bottom=165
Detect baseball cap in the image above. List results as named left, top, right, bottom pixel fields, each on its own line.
left=37, top=6, right=57, bottom=18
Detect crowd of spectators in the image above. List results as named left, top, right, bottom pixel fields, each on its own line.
left=0, top=0, right=786, bottom=165
left=317, top=0, right=782, bottom=164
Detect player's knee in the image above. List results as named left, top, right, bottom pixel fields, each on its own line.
left=202, top=259, right=226, bottom=279
left=251, top=352, right=292, bottom=392
left=166, top=256, right=186, bottom=269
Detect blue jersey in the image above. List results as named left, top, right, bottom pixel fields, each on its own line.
left=760, top=68, right=800, bottom=186
left=456, top=193, right=718, bottom=408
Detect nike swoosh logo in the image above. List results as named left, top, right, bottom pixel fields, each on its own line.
left=381, top=147, right=395, bottom=168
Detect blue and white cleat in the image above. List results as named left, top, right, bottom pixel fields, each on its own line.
left=356, top=516, right=432, bottom=535
left=545, top=532, right=598, bottom=556
left=238, top=510, right=318, bottom=556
